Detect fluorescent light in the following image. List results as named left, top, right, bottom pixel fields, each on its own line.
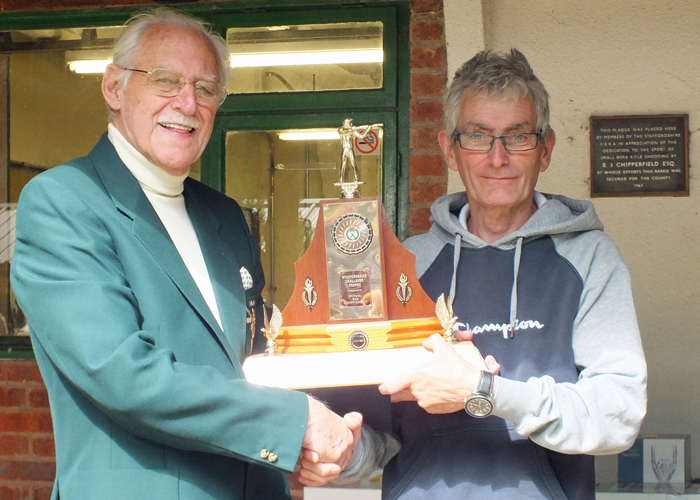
left=230, top=49, right=383, bottom=68
left=67, top=59, right=112, bottom=74
left=278, top=130, right=340, bottom=141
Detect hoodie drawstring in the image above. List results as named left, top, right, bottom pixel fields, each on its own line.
left=450, top=232, right=523, bottom=339
left=449, top=232, right=462, bottom=310
left=509, top=237, right=523, bottom=338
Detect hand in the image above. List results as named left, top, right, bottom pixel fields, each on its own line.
left=300, top=397, right=355, bottom=476
left=379, top=334, right=499, bottom=414
left=455, top=330, right=501, bottom=374
left=299, top=412, right=362, bottom=487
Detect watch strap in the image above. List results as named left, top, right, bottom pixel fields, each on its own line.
left=474, top=370, right=494, bottom=397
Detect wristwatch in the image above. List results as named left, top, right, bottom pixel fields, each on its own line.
left=464, top=370, right=494, bottom=418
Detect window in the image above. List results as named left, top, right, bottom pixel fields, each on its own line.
left=0, top=2, right=410, bottom=353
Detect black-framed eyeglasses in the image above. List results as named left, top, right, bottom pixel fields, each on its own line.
left=455, top=132, right=542, bottom=152
left=119, top=67, right=227, bottom=107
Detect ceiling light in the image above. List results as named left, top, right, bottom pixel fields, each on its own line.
left=230, top=49, right=383, bottom=68
left=278, top=130, right=340, bottom=141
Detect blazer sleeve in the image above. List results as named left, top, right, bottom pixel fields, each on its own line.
left=11, top=170, right=309, bottom=473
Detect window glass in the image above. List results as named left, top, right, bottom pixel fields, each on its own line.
left=225, top=125, right=383, bottom=307
left=227, top=21, right=383, bottom=94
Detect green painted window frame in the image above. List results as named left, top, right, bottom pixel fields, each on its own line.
left=0, top=0, right=411, bottom=357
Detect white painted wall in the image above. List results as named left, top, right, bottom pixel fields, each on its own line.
left=444, top=0, right=700, bottom=483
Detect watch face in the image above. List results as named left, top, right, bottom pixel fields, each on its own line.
left=466, top=396, right=493, bottom=418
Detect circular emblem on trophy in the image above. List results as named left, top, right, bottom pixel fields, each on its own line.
left=332, top=213, right=373, bottom=255
left=348, top=330, right=370, bottom=351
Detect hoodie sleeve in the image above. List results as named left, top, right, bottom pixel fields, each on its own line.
left=493, top=231, right=647, bottom=455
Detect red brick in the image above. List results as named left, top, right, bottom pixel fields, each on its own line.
left=411, top=21, right=443, bottom=42
left=409, top=207, right=433, bottom=232
left=410, top=126, right=441, bottom=150
left=30, top=437, right=55, bottom=458
left=411, top=74, right=446, bottom=97
left=0, top=412, right=53, bottom=433
left=0, top=435, right=30, bottom=456
left=28, top=389, right=49, bottom=409
left=411, top=100, right=443, bottom=123
left=33, top=485, right=54, bottom=500
left=0, top=387, right=26, bottom=407
left=0, top=459, right=56, bottom=482
left=411, top=47, right=444, bottom=69
left=410, top=179, right=446, bottom=203
left=0, top=485, right=30, bottom=500
left=0, top=362, right=43, bottom=384
left=412, top=0, right=443, bottom=13
left=411, top=154, right=446, bottom=176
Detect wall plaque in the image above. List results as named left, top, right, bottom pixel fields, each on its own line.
left=590, top=114, right=688, bottom=197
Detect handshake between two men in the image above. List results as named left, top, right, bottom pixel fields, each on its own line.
left=297, top=330, right=501, bottom=487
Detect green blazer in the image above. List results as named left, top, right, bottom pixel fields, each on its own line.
left=11, top=135, right=309, bottom=500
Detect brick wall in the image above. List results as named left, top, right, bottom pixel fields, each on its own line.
left=408, top=0, right=448, bottom=235
left=0, top=361, right=54, bottom=500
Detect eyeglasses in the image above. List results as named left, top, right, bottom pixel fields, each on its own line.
left=119, top=67, right=227, bottom=107
left=455, top=132, right=542, bottom=152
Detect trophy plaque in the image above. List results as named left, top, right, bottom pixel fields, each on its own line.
left=243, top=119, right=484, bottom=389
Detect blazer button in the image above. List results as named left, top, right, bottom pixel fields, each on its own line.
left=268, top=453, right=278, bottom=463
left=260, top=450, right=270, bottom=459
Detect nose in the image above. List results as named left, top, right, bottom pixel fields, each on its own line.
left=486, top=136, right=509, bottom=167
left=173, top=81, right=198, bottom=115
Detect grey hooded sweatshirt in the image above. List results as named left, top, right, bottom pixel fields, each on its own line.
left=341, top=191, right=647, bottom=500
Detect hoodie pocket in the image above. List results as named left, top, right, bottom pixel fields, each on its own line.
left=384, top=423, right=569, bottom=500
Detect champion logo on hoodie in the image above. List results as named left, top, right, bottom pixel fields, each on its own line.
left=457, top=319, right=545, bottom=339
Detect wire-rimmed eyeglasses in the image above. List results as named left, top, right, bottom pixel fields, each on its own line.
left=119, top=66, right=227, bottom=108
left=455, top=132, right=542, bottom=152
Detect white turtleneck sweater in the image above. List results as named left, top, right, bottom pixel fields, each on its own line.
left=107, top=123, right=223, bottom=330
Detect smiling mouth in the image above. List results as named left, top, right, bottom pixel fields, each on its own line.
left=160, top=123, right=194, bottom=133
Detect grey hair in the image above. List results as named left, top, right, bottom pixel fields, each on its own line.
left=110, top=7, right=230, bottom=93
left=444, top=49, right=552, bottom=141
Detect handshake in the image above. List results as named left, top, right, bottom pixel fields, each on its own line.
left=299, top=396, right=363, bottom=487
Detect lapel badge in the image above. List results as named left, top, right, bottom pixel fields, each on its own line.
left=240, top=266, right=253, bottom=291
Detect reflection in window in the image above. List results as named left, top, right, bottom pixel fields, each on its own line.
left=227, top=22, right=383, bottom=94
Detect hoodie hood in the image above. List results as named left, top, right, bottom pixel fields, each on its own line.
left=428, top=191, right=604, bottom=249
left=423, top=191, right=605, bottom=338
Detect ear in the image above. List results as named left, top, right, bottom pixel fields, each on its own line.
left=102, top=64, right=124, bottom=111
left=538, top=130, right=556, bottom=173
left=438, top=129, right=459, bottom=172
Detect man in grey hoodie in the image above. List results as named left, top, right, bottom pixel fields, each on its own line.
left=331, top=49, right=647, bottom=499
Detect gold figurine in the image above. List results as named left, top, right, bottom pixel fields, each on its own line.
left=435, top=293, right=457, bottom=343
left=261, top=303, right=283, bottom=356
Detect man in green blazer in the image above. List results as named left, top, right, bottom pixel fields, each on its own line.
left=11, top=8, right=358, bottom=500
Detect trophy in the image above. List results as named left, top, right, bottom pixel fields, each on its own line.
left=243, top=119, right=484, bottom=390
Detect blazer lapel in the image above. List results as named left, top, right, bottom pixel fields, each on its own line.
left=88, top=135, right=232, bottom=356
left=184, top=187, right=247, bottom=368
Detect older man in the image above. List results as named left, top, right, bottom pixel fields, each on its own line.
left=11, top=8, right=357, bottom=500
left=336, top=49, right=647, bottom=500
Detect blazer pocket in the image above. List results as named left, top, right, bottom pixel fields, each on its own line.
left=62, top=469, right=179, bottom=499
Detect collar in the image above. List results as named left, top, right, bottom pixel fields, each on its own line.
left=107, top=123, right=189, bottom=197
left=458, top=191, right=547, bottom=230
